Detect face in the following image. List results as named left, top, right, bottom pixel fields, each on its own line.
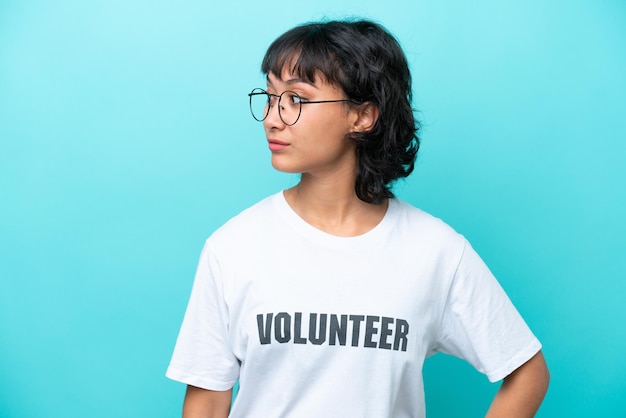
left=262, top=70, right=359, bottom=178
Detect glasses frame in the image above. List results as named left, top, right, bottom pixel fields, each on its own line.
left=248, top=88, right=361, bottom=126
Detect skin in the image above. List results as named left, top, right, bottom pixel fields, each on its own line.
left=264, top=70, right=384, bottom=236
left=182, top=386, right=231, bottom=418
left=181, top=69, right=550, bottom=417
left=486, top=351, right=550, bottom=417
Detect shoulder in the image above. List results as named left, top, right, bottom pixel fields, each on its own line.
left=390, top=198, right=464, bottom=245
left=385, top=198, right=469, bottom=270
left=204, top=192, right=281, bottom=248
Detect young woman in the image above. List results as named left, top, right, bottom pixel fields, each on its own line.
left=167, top=19, right=549, bottom=417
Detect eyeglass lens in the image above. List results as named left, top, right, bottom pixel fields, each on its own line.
left=249, top=89, right=302, bottom=126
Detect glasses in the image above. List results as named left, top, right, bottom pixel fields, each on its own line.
left=248, top=88, right=360, bottom=126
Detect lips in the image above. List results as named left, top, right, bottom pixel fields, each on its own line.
left=268, top=139, right=289, bottom=152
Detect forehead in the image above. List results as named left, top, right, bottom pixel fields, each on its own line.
left=265, top=72, right=347, bottom=102
left=266, top=67, right=334, bottom=91
left=267, top=71, right=314, bottom=88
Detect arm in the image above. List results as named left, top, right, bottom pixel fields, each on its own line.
left=182, top=385, right=232, bottom=418
left=485, top=350, right=550, bottom=418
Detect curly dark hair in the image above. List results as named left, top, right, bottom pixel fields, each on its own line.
left=261, top=19, right=420, bottom=204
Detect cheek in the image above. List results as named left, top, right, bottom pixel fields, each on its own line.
left=303, top=108, right=352, bottom=136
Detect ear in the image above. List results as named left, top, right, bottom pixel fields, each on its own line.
left=351, top=102, right=379, bottom=134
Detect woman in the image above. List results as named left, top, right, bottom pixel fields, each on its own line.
left=167, top=19, right=549, bottom=417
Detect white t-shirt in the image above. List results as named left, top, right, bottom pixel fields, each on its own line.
left=166, top=192, right=541, bottom=417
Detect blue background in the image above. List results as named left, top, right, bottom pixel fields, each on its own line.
left=1, top=0, right=625, bottom=417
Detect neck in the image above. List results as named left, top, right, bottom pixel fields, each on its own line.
left=284, top=173, right=388, bottom=237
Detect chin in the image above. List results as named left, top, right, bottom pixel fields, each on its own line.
left=271, top=164, right=302, bottom=174
left=270, top=157, right=303, bottom=174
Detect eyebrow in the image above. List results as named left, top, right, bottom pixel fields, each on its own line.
left=266, top=74, right=319, bottom=89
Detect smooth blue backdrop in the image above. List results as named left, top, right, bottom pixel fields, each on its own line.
left=1, top=1, right=625, bottom=417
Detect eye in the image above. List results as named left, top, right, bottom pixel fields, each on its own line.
left=267, top=93, right=278, bottom=107
left=287, top=93, right=306, bottom=105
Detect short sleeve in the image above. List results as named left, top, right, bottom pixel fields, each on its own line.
left=166, top=241, right=240, bottom=390
left=434, top=240, right=542, bottom=382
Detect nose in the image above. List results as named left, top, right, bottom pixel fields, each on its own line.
left=263, top=100, right=285, bottom=129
